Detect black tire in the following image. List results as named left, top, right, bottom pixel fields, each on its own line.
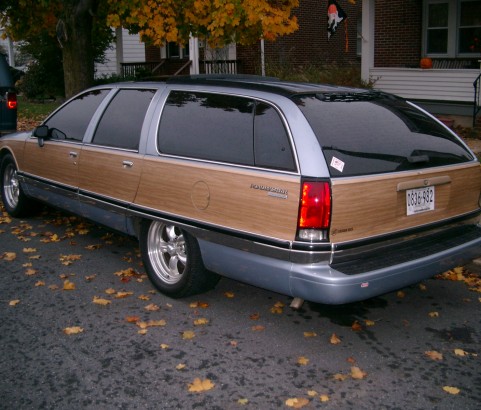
left=0, top=154, right=34, bottom=217
left=140, top=220, right=219, bottom=298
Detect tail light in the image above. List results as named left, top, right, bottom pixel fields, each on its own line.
left=6, top=92, right=17, bottom=110
left=297, top=180, right=331, bottom=241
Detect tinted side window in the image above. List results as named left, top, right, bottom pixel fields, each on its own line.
left=45, top=89, right=109, bottom=141
left=92, top=89, right=155, bottom=150
left=158, top=91, right=255, bottom=165
left=254, top=103, right=295, bottom=171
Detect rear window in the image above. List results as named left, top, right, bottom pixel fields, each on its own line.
left=293, top=92, right=474, bottom=177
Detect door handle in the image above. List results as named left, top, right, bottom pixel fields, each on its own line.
left=69, top=151, right=78, bottom=158
left=122, top=160, right=134, bottom=168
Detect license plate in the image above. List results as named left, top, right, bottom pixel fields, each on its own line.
left=406, top=186, right=435, bottom=216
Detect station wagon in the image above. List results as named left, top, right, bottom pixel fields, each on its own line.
left=1, top=76, right=480, bottom=304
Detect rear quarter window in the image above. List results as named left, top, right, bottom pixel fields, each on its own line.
left=293, top=93, right=474, bottom=177
left=158, top=91, right=296, bottom=171
left=158, top=91, right=255, bottom=166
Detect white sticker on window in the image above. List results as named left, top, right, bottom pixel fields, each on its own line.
left=330, top=156, right=345, bottom=172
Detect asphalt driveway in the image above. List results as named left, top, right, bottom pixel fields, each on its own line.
left=1, top=205, right=480, bottom=409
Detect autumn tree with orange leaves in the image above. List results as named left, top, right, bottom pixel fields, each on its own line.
left=1, top=0, right=299, bottom=98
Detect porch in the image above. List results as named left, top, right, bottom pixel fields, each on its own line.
left=120, top=59, right=239, bottom=79
left=369, top=67, right=481, bottom=127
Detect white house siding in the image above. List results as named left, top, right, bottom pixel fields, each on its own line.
left=370, top=68, right=480, bottom=103
left=95, top=28, right=144, bottom=78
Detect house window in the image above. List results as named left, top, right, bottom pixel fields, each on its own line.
left=458, top=1, right=481, bottom=53
left=167, top=42, right=190, bottom=59
left=424, top=0, right=481, bottom=57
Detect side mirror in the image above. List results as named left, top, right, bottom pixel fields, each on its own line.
left=33, top=125, right=49, bottom=147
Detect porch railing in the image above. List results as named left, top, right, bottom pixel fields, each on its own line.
left=120, top=59, right=240, bottom=78
left=200, top=60, right=238, bottom=74
left=120, top=61, right=165, bottom=78
left=474, top=73, right=481, bottom=128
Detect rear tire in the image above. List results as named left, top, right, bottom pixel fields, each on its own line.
left=0, top=154, right=34, bottom=217
left=140, top=220, right=219, bottom=298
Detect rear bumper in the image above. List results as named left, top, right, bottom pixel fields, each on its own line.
left=199, top=224, right=481, bottom=305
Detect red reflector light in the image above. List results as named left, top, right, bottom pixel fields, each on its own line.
left=298, top=181, right=331, bottom=229
left=7, top=92, right=17, bottom=110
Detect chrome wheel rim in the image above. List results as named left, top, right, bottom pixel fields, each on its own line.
left=3, top=163, right=20, bottom=210
left=147, top=222, right=186, bottom=284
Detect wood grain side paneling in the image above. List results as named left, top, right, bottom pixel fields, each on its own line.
left=78, top=147, right=143, bottom=203
left=135, top=157, right=301, bottom=241
left=22, top=139, right=79, bottom=188
left=330, top=164, right=481, bottom=243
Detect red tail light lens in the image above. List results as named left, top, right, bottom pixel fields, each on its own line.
left=298, top=181, right=331, bottom=241
left=6, top=92, right=17, bottom=110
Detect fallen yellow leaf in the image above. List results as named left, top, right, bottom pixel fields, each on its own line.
left=160, top=344, right=169, bottom=349
left=9, top=299, right=20, bottom=306
left=333, top=373, right=349, bottom=381
left=252, top=325, right=265, bottom=332
left=424, top=350, right=443, bottom=361
left=194, top=318, right=209, bottom=326
left=176, top=363, right=186, bottom=370
left=23, top=247, right=37, bottom=253
left=138, top=294, right=150, bottom=301
left=397, top=290, right=406, bottom=298
left=351, top=366, right=367, bottom=380
left=443, top=386, right=460, bottom=395
left=144, top=303, right=160, bottom=311
left=115, top=291, right=133, bottom=299
left=319, top=394, right=330, bottom=402
left=63, top=326, right=84, bottom=335
left=146, top=319, right=166, bottom=327
left=182, top=330, right=196, bottom=340
left=237, top=398, right=249, bottom=405
left=85, top=244, right=101, bottom=250
left=189, top=301, right=209, bottom=309
left=419, top=283, right=427, bottom=291
left=364, top=319, right=375, bottom=326
left=92, top=296, right=111, bottom=306
left=454, top=348, right=468, bottom=357
left=351, top=321, right=362, bottom=332
left=428, top=311, right=439, bottom=318
left=249, top=312, right=260, bottom=320
left=63, top=279, right=76, bottom=290
left=35, top=280, right=45, bottom=287
left=105, top=288, right=116, bottom=295
left=307, top=390, right=318, bottom=397
left=330, top=333, right=341, bottom=345
left=187, top=378, right=215, bottom=393
left=297, top=356, right=309, bottom=366
left=224, top=291, right=235, bottom=298
left=2, top=252, right=16, bottom=261
left=303, top=331, right=317, bottom=338
left=125, top=315, right=140, bottom=323
left=285, top=397, right=309, bottom=408
left=25, top=268, right=37, bottom=276
left=270, top=301, right=285, bottom=314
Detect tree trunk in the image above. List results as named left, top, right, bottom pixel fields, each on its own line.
left=61, top=0, right=96, bottom=98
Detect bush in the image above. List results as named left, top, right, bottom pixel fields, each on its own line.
left=17, top=61, right=64, bottom=100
